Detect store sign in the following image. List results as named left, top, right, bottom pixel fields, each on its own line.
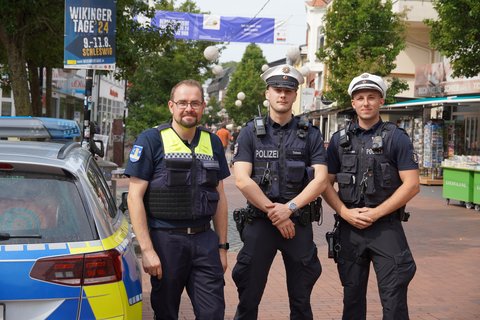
left=64, top=0, right=116, bottom=70
left=149, top=11, right=276, bottom=44
left=415, top=60, right=480, bottom=97
left=99, top=82, right=124, bottom=102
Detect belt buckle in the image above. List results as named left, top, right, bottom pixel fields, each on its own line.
left=186, top=227, right=194, bottom=235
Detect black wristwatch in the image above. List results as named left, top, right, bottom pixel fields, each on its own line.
left=218, top=243, right=230, bottom=250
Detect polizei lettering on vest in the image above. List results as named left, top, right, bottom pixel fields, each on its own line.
left=255, top=149, right=279, bottom=159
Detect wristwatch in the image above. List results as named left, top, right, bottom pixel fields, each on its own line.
left=218, top=243, right=230, bottom=250
left=287, top=201, right=299, bottom=214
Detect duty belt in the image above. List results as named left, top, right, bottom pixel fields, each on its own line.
left=154, top=223, right=211, bottom=234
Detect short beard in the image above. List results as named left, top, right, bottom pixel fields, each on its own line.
left=175, top=117, right=198, bottom=128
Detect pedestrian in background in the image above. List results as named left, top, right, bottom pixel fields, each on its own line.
left=230, top=126, right=241, bottom=167
left=232, top=64, right=328, bottom=319
left=322, top=73, right=420, bottom=320
left=216, top=124, right=231, bottom=152
left=125, top=79, right=230, bottom=320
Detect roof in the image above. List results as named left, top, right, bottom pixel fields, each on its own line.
left=305, top=0, right=330, bottom=7
left=0, top=140, right=88, bottom=172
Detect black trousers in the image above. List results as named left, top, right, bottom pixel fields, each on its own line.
left=232, top=218, right=321, bottom=320
left=149, top=228, right=225, bottom=320
left=336, top=217, right=416, bottom=320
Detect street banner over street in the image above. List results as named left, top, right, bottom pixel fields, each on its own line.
left=64, top=0, right=116, bottom=70
left=149, top=11, right=280, bottom=44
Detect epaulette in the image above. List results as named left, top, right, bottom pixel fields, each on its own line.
left=157, top=123, right=171, bottom=131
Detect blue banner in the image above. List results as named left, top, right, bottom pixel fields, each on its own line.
left=150, top=11, right=275, bottom=44
left=64, top=0, right=116, bottom=70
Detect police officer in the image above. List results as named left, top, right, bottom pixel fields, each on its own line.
left=322, top=73, right=420, bottom=320
left=232, top=64, right=328, bottom=319
left=126, top=79, right=230, bottom=320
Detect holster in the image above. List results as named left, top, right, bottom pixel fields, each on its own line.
left=326, top=214, right=341, bottom=262
left=233, top=207, right=255, bottom=241
left=296, top=197, right=323, bottom=226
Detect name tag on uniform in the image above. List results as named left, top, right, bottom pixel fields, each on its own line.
left=255, top=149, right=279, bottom=159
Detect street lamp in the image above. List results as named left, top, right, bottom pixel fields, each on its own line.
left=212, top=64, right=223, bottom=76
left=286, top=46, right=301, bottom=65
left=204, top=46, right=219, bottom=61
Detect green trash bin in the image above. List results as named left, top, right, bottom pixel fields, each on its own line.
left=473, top=170, right=480, bottom=211
left=442, top=167, right=474, bottom=208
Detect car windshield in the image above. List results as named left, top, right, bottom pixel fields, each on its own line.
left=0, top=171, right=96, bottom=244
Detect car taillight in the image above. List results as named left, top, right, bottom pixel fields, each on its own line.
left=0, top=163, right=14, bottom=171
left=30, top=249, right=122, bottom=286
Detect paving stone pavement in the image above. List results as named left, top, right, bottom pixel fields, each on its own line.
left=114, top=171, right=480, bottom=320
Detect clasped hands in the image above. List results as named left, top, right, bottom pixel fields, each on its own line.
left=265, top=203, right=295, bottom=239
left=341, top=207, right=379, bottom=229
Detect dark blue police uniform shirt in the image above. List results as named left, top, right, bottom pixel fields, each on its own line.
left=327, top=120, right=418, bottom=175
left=125, top=125, right=230, bottom=228
left=234, top=115, right=327, bottom=165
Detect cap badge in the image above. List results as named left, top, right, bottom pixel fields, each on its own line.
left=361, top=73, right=369, bottom=78
left=282, top=66, right=290, bottom=74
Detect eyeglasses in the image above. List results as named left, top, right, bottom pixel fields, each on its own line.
left=172, top=100, right=204, bottom=110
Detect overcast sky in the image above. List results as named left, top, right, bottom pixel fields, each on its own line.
left=193, top=0, right=308, bottom=63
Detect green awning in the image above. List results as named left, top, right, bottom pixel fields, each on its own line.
left=383, top=95, right=480, bottom=110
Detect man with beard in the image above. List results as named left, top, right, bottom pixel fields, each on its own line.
left=126, top=79, right=230, bottom=319
left=231, top=65, right=328, bottom=319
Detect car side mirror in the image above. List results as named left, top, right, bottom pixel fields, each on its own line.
left=119, top=191, right=128, bottom=213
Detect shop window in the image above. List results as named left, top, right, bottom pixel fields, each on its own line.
left=1, top=88, right=11, bottom=98
left=1, top=102, right=12, bottom=116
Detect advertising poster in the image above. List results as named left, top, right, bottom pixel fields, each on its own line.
left=150, top=11, right=276, bottom=44
left=64, top=0, right=116, bottom=70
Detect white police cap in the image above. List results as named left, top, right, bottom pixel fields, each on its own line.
left=260, top=64, right=304, bottom=90
left=348, top=73, right=387, bottom=98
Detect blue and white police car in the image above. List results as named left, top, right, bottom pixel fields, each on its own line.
left=0, top=117, right=142, bottom=319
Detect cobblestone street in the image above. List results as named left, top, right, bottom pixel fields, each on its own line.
left=115, top=172, right=480, bottom=319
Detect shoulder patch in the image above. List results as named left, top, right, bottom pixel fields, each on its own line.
left=129, top=145, right=143, bottom=162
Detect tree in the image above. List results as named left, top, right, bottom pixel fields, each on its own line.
left=202, top=95, right=223, bottom=127
left=0, top=0, right=176, bottom=116
left=426, top=0, right=480, bottom=78
left=317, top=0, right=408, bottom=108
left=224, top=44, right=267, bottom=125
left=125, top=0, right=218, bottom=137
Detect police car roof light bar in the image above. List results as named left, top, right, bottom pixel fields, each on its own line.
left=0, top=116, right=81, bottom=140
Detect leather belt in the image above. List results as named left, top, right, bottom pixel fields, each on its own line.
left=158, top=223, right=211, bottom=235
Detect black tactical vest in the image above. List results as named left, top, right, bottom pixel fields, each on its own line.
left=248, top=116, right=313, bottom=204
left=336, top=121, right=403, bottom=208
left=144, top=124, right=220, bottom=220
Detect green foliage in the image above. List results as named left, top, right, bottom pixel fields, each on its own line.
left=223, top=44, right=268, bottom=125
left=317, top=0, right=407, bottom=108
left=426, top=0, right=480, bottom=78
left=202, top=95, right=223, bottom=127
left=125, top=1, right=218, bottom=138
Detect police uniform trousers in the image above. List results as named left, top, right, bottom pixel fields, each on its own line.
left=149, top=227, right=225, bottom=320
left=337, top=214, right=416, bottom=320
left=232, top=217, right=321, bottom=320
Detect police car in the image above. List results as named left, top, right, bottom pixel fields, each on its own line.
left=0, top=117, right=142, bottom=319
